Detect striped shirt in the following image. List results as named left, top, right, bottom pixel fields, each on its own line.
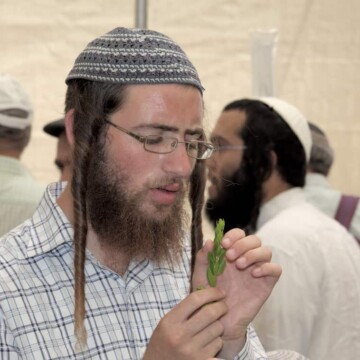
left=0, top=182, right=267, bottom=359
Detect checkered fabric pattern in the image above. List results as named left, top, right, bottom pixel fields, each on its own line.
left=0, top=182, right=267, bottom=359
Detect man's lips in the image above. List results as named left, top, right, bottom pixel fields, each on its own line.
left=150, top=183, right=182, bottom=205
left=159, top=183, right=181, bottom=192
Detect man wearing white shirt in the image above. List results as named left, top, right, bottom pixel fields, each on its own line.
left=0, top=74, right=45, bottom=236
left=206, top=98, right=360, bottom=360
left=304, top=122, right=360, bottom=241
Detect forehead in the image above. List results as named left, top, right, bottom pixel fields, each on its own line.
left=212, top=109, right=247, bottom=141
left=116, top=84, right=204, bottom=129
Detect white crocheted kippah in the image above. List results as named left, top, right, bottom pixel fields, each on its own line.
left=258, top=97, right=312, bottom=161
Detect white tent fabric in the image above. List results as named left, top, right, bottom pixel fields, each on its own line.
left=1, top=0, right=359, bottom=196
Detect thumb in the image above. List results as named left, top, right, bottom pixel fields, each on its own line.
left=192, top=240, right=214, bottom=290
left=195, top=239, right=214, bottom=266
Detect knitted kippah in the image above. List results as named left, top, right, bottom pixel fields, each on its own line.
left=66, top=27, right=204, bottom=93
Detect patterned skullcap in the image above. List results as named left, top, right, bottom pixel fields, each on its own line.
left=66, top=27, right=204, bottom=93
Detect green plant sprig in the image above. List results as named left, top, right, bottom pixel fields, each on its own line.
left=207, top=218, right=226, bottom=287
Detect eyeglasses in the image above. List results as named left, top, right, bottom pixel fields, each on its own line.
left=105, top=120, right=215, bottom=160
left=214, top=145, right=247, bottom=152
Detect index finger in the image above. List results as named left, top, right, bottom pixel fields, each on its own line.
left=221, top=228, right=246, bottom=249
left=168, top=287, right=225, bottom=322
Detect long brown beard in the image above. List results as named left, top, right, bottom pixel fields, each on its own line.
left=87, top=144, right=189, bottom=268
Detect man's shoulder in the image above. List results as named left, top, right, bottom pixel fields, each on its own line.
left=0, top=226, right=32, bottom=283
left=258, top=202, right=349, bottom=244
left=0, top=176, right=45, bottom=204
left=258, top=202, right=360, bottom=267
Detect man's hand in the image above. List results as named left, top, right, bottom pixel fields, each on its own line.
left=143, top=287, right=228, bottom=360
left=192, top=228, right=282, bottom=358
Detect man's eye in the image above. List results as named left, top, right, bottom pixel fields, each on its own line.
left=146, top=135, right=164, bottom=145
left=188, top=142, right=199, bottom=150
left=210, top=138, right=219, bottom=147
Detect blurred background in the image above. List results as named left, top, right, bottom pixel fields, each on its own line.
left=1, top=0, right=359, bottom=195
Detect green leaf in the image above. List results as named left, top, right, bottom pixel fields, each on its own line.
left=205, top=218, right=226, bottom=287
left=213, top=262, right=219, bottom=275
left=207, top=267, right=217, bottom=287
left=218, top=258, right=226, bottom=275
left=209, top=255, right=215, bottom=274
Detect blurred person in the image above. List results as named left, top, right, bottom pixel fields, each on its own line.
left=0, top=28, right=282, bottom=359
left=0, top=74, right=45, bottom=236
left=43, top=118, right=72, bottom=181
left=206, top=97, right=360, bottom=360
left=305, top=122, right=359, bottom=242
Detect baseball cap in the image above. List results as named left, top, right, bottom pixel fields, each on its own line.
left=0, top=74, right=33, bottom=129
left=43, top=118, right=65, bottom=138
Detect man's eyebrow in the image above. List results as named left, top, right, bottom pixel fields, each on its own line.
left=134, top=123, right=205, bottom=136
left=134, top=124, right=179, bottom=132
left=211, top=134, right=224, bottom=141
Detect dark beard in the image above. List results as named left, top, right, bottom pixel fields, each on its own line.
left=86, top=146, right=188, bottom=267
left=205, top=169, right=259, bottom=234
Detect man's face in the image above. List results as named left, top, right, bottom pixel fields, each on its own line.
left=207, top=110, right=247, bottom=201
left=56, top=132, right=72, bottom=182
left=206, top=109, right=258, bottom=232
left=106, top=84, right=203, bottom=219
left=87, top=84, right=204, bottom=263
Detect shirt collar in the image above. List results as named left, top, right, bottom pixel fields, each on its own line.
left=256, top=187, right=307, bottom=229
left=25, top=181, right=73, bottom=258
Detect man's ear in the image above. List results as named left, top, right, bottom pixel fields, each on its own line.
left=64, top=109, right=75, bottom=147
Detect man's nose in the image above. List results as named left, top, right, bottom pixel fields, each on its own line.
left=162, top=143, right=195, bottom=178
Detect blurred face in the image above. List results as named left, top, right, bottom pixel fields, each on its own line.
left=207, top=110, right=247, bottom=201
left=87, top=84, right=204, bottom=263
left=206, top=109, right=258, bottom=232
left=55, top=132, right=72, bottom=181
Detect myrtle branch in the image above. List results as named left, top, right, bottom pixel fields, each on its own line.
left=207, top=218, right=226, bottom=287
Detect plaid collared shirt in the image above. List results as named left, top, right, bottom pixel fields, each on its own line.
left=0, top=182, right=267, bottom=359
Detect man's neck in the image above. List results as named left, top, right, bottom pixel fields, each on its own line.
left=0, top=149, right=22, bottom=159
left=86, top=227, right=131, bottom=276
left=261, top=171, right=292, bottom=205
left=57, top=184, right=75, bottom=224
